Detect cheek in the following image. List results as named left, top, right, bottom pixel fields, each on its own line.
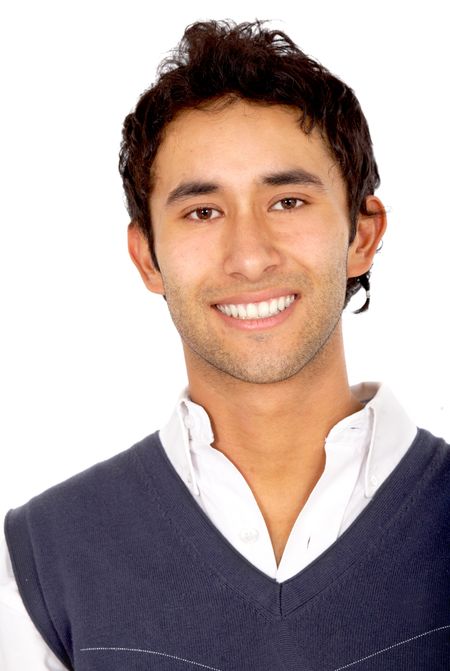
left=282, top=226, right=348, bottom=271
left=156, top=233, right=216, bottom=288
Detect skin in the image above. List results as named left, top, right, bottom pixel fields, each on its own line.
left=128, top=99, right=386, bottom=564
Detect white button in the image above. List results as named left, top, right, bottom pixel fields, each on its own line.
left=370, top=474, right=378, bottom=487
left=239, top=528, right=259, bottom=544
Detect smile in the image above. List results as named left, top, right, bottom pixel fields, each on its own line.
left=215, top=294, right=296, bottom=320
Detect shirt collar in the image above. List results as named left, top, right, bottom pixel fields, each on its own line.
left=158, top=390, right=203, bottom=496
left=351, top=383, right=417, bottom=497
left=158, top=383, right=417, bottom=500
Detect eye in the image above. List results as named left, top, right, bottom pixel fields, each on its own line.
left=270, top=197, right=304, bottom=211
left=185, top=207, right=222, bottom=221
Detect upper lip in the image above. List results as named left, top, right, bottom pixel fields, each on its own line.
left=214, top=289, right=298, bottom=305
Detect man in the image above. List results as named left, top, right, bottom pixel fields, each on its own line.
left=1, top=20, right=449, bottom=670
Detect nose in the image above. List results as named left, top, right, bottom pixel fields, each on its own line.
left=222, top=211, right=282, bottom=281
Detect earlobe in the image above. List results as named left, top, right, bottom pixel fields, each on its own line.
left=127, top=222, right=165, bottom=295
left=347, top=196, right=387, bottom=278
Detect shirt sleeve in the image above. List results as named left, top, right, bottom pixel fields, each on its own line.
left=0, top=532, right=67, bottom=671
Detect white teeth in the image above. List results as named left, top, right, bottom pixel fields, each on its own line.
left=258, top=301, right=270, bottom=318
left=269, top=298, right=278, bottom=314
left=217, top=294, right=296, bottom=320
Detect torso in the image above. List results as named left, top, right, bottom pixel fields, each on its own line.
left=249, top=473, right=324, bottom=565
left=211, top=427, right=328, bottom=565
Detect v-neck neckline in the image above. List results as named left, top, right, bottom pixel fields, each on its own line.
left=133, top=428, right=439, bottom=619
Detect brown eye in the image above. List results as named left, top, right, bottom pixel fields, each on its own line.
left=282, top=198, right=298, bottom=209
left=271, top=197, right=304, bottom=211
left=186, top=207, right=221, bottom=221
left=197, top=208, right=213, bottom=219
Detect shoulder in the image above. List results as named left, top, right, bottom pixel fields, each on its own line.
left=5, top=431, right=163, bottom=535
left=414, top=427, right=450, bottom=460
left=409, top=427, right=450, bottom=474
left=406, top=428, right=450, bottom=504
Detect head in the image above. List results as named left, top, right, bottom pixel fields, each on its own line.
left=119, top=20, right=382, bottom=313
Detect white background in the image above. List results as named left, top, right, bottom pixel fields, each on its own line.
left=1, top=0, right=449, bottom=518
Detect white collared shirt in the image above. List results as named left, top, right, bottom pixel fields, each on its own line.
left=160, top=382, right=417, bottom=581
left=0, top=383, right=417, bottom=670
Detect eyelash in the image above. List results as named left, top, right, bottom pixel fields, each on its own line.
left=184, top=197, right=305, bottom=221
left=185, top=207, right=222, bottom=221
left=270, top=197, right=305, bottom=211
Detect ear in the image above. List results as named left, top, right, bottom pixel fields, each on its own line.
left=127, top=222, right=165, bottom=295
left=347, top=196, right=387, bottom=278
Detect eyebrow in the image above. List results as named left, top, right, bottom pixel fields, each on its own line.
left=261, top=168, right=325, bottom=190
left=166, top=181, right=219, bottom=206
left=165, top=168, right=325, bottom=206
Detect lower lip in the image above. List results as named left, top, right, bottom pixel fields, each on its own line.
left=213, top=296, right=298, bottom=330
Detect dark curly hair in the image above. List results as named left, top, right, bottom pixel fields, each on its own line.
left=119, top=20, right=381, bottom=312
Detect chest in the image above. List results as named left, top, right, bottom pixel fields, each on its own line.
left=258, top=490, right=311, bottom=565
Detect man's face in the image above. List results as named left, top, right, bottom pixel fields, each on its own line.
left=143, top=99, right=359, bottom=384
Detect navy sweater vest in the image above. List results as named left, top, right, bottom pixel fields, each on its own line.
left=5, top=429, right=450, bottom=670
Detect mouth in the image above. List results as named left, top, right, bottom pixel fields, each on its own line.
left=214, top=293, right=298, bottom=321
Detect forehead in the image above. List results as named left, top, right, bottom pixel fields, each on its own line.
left=151, top=99, right=341, bottom=194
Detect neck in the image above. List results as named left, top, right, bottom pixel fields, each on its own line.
left=184, top=323, right=363, bottom=564
left=185, top=323, right=362, bottom=473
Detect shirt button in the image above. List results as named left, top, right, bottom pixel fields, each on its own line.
left=239, top=528, right=259, bottom=544
left=370, top=474, right=379, bottom=487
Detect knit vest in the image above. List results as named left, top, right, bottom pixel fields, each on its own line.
left=5, top=429, right=450, bottom=670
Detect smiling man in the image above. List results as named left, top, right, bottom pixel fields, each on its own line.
left=2, top=20, right=449, bottom=671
